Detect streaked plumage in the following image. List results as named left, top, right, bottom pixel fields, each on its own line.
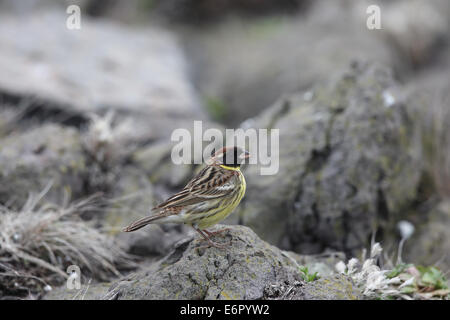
left=122, top=146, right=249, bottom=248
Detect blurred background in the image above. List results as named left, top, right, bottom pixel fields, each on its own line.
left=0, top=0, right=449, bottom=299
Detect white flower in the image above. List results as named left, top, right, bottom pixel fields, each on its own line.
left=335, top=261, right=347, bottom=274
left=89, top=112, right=114, bottom=144
left=397, top=220, right=415, bottom=240
left=347, top=258, right=359, bottom=275
left=370, top=242, right=383, bottom=258
left=382, top=90, right=396, bottom=108
left=337, top=242, right=416, bottom=299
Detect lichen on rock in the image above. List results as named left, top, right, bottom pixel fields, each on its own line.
left=236, top=61, right=422, bottom=254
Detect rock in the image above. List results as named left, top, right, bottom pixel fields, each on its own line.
left=182, top=1, right=396, bottom=125
left=147, top=0, right=309, bottom=23
left=404, top=63, right=450, bottom=200
left=403, top=201, right=450, bottom=271
left=116, top=224, right=188, bottom=258
left=0, top=10, right=203, bottom=143
left=132, top=142, right=196, bottom=189
left=0, top=124, right=87, bottom=207
left=101, top=164, right=190, bottom=258
left=44, top=225, right=362, bottom=300
left=236, top=61, right=422, bottom=254
left=0, top=108, right=17, bottom=138
left=382, top=0, right=449, bottom=69
left=264, top=274, right=363, bottom=300
left=103, top=166, right=157, bottom=232
left=301, top=274, right=363, bottom=300
left=288, top=251, right=346, bottom=277
left=108, top=225, right=303, bottom=300
left=395, top=63, right=450, bottom=270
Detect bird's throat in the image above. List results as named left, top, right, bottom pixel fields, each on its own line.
left=219, top=164, right=241, bottom=171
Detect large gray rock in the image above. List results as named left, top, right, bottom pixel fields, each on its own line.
left=44, top=225, right=363, bottom=300
left=0, top=123, right=87, bottom=206
left=109, top=225, right=302, bottom=300
left=235, top=62, right=422, bottom=254
left=104, top=165, right=189, bottom=259
left=181, top=0, right=449, bottom=125
left=382, top=0, right=449, bottom=69
left=182, top=1, right=396, bottom=125
left=403, top=201, right=450, bottom=271
left=0, top=10, right=203, bottom=143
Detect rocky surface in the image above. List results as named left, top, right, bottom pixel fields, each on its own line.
left=0, top=123, right=87, bottom=206
left=234, top=61, right=422, bottom=254
left=0, top=9, right=209, bottom=209
left=0, top=10, right=203, bottom=143
left=403, top=201, right=450, bottom=271
left=183, top=3, right=395, bottom=125
left=45, top=225, right=362, bottom=300
left=109, top=225, right=303, bottom=300
left=181, top=0, right=449, bottom=125
left=264, top=273, right=363, bottom=300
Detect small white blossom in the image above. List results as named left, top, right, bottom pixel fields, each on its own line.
left=339, top=242, right=419, bottom=299
left=335, top=261, right=347, bottom=274
left=347, top=258, right=359, bottom=274
left=397, top=220, right=415, bottom=240
left=88, top=112, right=114, bottom=144
left=370, top=242, right=382, bottom=258
left=382, top=90, right=396, bottom=108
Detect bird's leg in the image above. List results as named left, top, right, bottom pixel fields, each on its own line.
left=192, top=226, right=229, bottom=249
left=204, top=228, right=230, bottom=237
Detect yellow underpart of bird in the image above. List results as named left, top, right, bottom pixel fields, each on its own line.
left=188, top=165, right=246, bottom=229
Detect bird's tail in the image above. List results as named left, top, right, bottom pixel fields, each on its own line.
left=122, top=213, right=165, bottom=232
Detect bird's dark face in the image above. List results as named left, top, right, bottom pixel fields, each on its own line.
left=211, top=146, right=250, bottom=167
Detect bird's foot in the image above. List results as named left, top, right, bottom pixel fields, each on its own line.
left=204, top=228, right=230, bottom=238
left=193, top=226, right=231, bottom=250
left=197, top=238, right=230, bottom=250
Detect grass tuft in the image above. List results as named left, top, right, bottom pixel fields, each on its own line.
left=0, top=184, right=131, bottom=298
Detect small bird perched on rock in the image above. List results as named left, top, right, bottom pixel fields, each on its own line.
left=122, top=146, right=249, bottom=248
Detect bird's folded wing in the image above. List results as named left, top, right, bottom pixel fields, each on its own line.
left=153, top=166, right=236, bottom=210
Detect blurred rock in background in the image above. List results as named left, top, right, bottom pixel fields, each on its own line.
left=232, top=62, right=422, bottom=255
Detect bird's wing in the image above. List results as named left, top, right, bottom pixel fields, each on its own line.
left=153, top=165, right=237, bottom=211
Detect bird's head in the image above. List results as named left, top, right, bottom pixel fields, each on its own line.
left=208, top=146, right=250, bottom=168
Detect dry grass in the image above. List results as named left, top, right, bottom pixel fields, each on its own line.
left=0, top=184, right=131, bottom=298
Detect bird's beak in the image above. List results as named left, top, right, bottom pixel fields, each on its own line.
left=239, top=150, right=250, bottom=160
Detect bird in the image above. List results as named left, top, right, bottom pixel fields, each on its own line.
left=122, top=146, right=249, bottom=248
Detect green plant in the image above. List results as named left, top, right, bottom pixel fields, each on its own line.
left=417, top=266, right=448, bottom=290
left=204, top=96, right=228, bottom=121
left=299, top=266, right=319, bottom=282
left=386, top=263, right=413, bottom=279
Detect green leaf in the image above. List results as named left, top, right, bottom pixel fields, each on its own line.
left=418, top=266, right=448, bottom=290
left=298, top=266, right=320, bottom=282
left=400, top=286, right=416, bottom=294
left=386, top=263, right=413, bottom=279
